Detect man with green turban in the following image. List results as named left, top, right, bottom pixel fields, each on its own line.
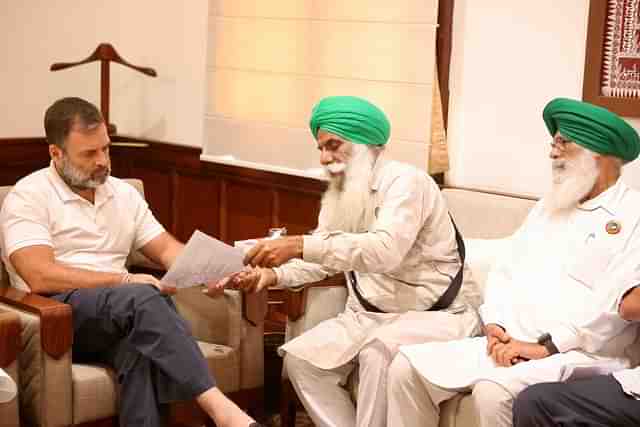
left=387, top=98, right=640, bottom=427
left=211, top=96, right=482, bottom=427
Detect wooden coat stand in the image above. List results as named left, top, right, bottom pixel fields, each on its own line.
left=50, top=43, right=157, bottom=134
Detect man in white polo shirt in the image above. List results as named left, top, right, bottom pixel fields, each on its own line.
left=0, top=97, right=264, bottom=427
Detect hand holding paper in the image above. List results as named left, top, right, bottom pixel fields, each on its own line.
left=243, top=236, right=303, bottom=267
left=160, top=230, right=245, bottom=289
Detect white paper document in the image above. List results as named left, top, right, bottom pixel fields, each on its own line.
left=160, top=230, right=245, bottom=289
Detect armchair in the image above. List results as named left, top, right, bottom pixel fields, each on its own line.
left=0, top=180, right=267, bottom=427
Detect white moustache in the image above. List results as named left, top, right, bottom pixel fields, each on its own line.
left=325, top=162, right=347, bottom=174
left=551, top=160, right=565, bottom=170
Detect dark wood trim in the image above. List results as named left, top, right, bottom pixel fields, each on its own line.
left=0, top=137, right=49, bottom=170
left=0, top=287, right=73, bottom=359
left=280, top=379, right=298, bottom=427
left=271, top=188, right=280, bottom=228
left=0, top=310, right=21, bottom=367
left=582, top=0, right=640, bottom=116
left=436, top=0, right=455, bottom=129
left=219, top=179, right=228, bottom=242
left=243, top=288, right=269, bottom=327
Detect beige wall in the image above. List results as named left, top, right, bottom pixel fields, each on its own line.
left=0, top=0, right=208, bottom=146
left=4, top=1, right=640, bottom=194
left=446, top=0, right=640, bottom=195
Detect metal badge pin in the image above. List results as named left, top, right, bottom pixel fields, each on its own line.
left=605, top=220, right=622, bottom=235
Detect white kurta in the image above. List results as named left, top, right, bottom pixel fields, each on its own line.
left=278, top=157, right=482, bottom=369
left=401, top=180, right=640, bottom=396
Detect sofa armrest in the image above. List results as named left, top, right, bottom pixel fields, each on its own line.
left=173, top=286, right=266, bottom=390
left=0, top=310, right=20, bottom=427
left=243, top=288, right=268, bottom=327
left=284, top=274, right=347, bottom=322
left=174, top=286, right=266, bottom=347
left=283, top=274, right=348, bottom=343
left=0, top=287, right=72, bottom=359
left=0, top=288, right=73, bottom=427
left=132, top=258, right=268, bottom=329
left=0, top=310, right=20, bottom=369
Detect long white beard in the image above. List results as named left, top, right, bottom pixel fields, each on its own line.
left=545, top=148, right=599, bottom=215
left=321, top=145, right=378, bottom=233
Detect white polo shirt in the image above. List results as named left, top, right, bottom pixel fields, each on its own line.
left=0, top=163, right=165, bottom=291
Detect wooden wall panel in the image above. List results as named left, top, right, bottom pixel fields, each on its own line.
left=224, top=180, right=274, bottom=243
left=275, top=189, right=321, bottom=236
left=173, top=173, right=221, bottom=242
left=132, top=166, right=173, bottom=231
left=0, top=138, right=50, bottom=186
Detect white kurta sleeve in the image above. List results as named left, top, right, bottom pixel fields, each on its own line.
left=552, top=249, right=640, bottom=353
left=543, top=211, right=640, bottom=353
left=478, top=204, right=540, bottom=329
left=274, top=198, right=341, bottom=288
left=274, top=258, right=340, bottom=289
left=549, top=282, right=638, bottom=353
left=302, top=172, right=428, bottom=273
left=478, top=264, right=512, bottom=328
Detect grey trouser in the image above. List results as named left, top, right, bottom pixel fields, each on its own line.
left=513, top=375, right=640, bottom=427
left=52, top=284, right=214, bottom=427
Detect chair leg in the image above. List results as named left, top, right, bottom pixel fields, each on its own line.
left=280, top=379, right=297, bottom=427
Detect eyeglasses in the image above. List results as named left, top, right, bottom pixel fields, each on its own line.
left=550, top=136, right=572, bottom=153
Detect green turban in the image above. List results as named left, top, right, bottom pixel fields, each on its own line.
left=543, top=98, right=640, bottom=163
left=309, top=96, right=391, bottom=146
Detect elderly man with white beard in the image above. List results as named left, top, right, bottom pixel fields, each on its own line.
left=210, top=96, right=482, bottom=427
left=385, top=98, right=640, bottom=427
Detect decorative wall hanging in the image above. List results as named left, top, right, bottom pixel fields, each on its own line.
left=583, top=0, right=640, bottom=116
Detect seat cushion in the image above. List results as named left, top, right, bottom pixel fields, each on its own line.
left=70, top=341, right=239, bottom=424
left=199, top=341, right=240, bottom=392
left=71, top=363, right=118, bottom=424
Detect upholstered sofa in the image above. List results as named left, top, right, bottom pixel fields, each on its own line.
left=280, top=186, right=538, bottom=427
left=0, top=180, right=268, bottom=427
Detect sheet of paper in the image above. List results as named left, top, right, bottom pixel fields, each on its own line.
left=160, top=230, right=245, bottom=289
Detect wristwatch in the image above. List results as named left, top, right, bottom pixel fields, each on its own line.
left=537, top=332, right=559, bottom=355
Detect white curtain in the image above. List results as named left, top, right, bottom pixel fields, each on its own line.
left=204, top=0, right=444, bottom=173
